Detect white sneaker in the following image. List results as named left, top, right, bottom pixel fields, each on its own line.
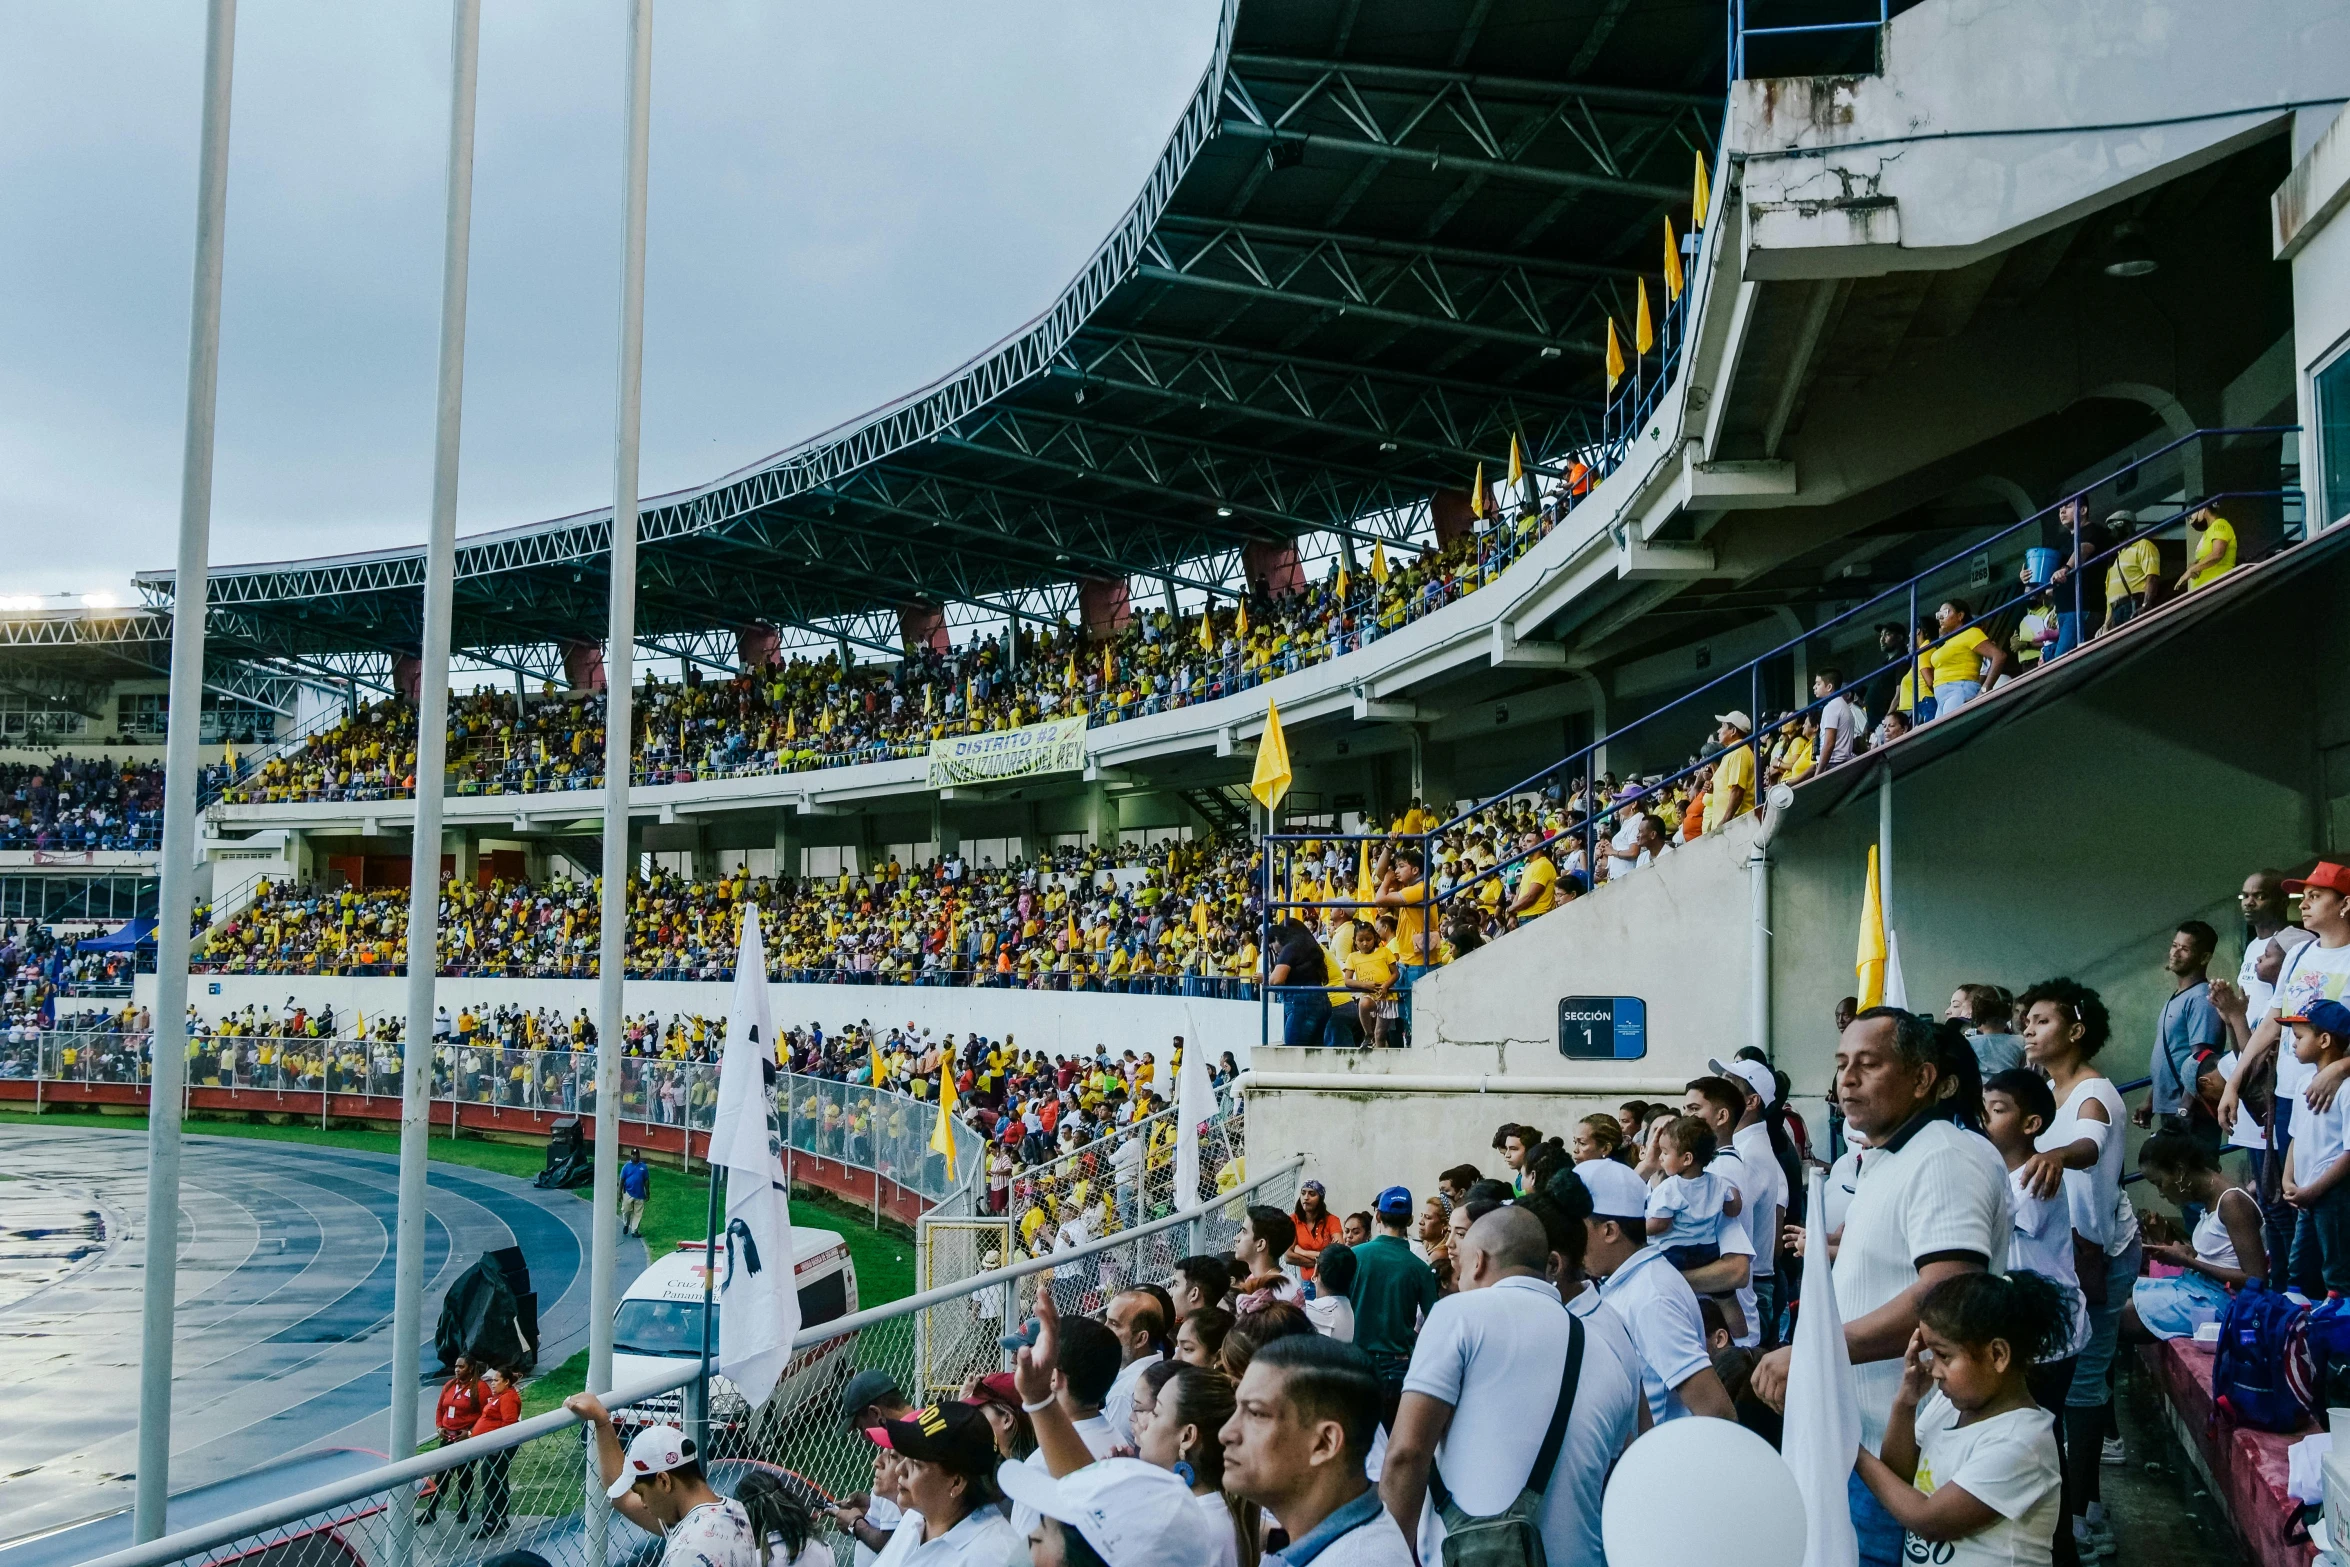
left=2100, top=1435, right=2126, bottom=1466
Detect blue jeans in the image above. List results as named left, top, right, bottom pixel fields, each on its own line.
left=1283, top=992, right=1332, bottom=1049
left=2050, top=611, right=2085, bottom=660
left=1933, top=678, right=1982, bottom=717
left=2069, top=1240, right=2142, bottom=1403
left=1848, top=1468, right=1903, bottom=1567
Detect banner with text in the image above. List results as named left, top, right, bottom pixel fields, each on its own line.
left=927, top=717, right=1088, bottom=788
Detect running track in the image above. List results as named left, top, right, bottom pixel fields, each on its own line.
left=0, top=1126, right=645, bottom=1550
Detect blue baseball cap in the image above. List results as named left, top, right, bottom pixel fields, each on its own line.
left=2294, top=998, right=2350, bottom=1037
left=1374, top=1185, right=1414, bottom=1219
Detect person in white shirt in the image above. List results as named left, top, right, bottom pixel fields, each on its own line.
left=1681, top=1076, right=1764, bottom=1347
left=999, top=1455, right=1218, bottom=1567
left=1004, top=1311, right=1124, bottom=1539
left=564, top=1402, right=759, bottom=1567
left=1575, top=1157, right=1737, bottom=1422
left=1813, top=669, right=1861, bottom=767
left=1102, top=1288, right=1170, bottom=1447
left=1381, top=1207, right=1640, bottom=1567
left=1853, top=1273, right=2068, bottom=1567
left=1749, top=1008, right=2010, bottom=1567
left=1304, top=1243, right=1359, bottom=1342
left=1711, top=1054, right=1794, bottom=1344
left=861, top=1402, right=1024, bottom=1567
left=1222, top=1335, right=1417, bottom=1567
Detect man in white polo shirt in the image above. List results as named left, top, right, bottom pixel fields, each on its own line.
left=1577, top=1159, right=1735, bottom=1422
left=1381, top=1206, right=1641, bottom=1567
left=1749, top=1007, right=2010, bottom=1567
left=1711, top=1055, right=1791, bottom=1345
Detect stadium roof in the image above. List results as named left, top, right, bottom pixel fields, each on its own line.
left=135, top=0, right=1726, bottom=670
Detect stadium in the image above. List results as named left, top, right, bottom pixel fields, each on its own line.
left=4, top=1, right=2349, bottom=1566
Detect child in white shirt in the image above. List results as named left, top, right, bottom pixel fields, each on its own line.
left=1645, top=1114, right=1743, bottom=1271
left=1857, top=1272, right=2068, bottom=1567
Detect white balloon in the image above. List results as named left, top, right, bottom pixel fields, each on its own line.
left=1601, top=1418, right=1808, bottom=1567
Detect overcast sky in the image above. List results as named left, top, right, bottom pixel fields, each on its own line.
left=0, top=1, right=1220, bottom=602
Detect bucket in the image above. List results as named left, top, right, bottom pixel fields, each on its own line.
left=2023, top=547, right=2060, bottom=588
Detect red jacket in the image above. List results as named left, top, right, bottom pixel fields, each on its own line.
left=434, top=1377, right=482, bottom=1440
left=470, top=1385, right=521, bottom=1438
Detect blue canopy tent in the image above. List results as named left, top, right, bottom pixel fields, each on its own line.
left=76, top=918, right=157, bottom=954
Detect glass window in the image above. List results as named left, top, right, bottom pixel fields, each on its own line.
left=2320, top=350, right=2350, bottom=530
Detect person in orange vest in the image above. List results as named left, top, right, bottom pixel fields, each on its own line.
left=468, top=1364, right=523, bottom=1539
left=416, top=1355, right=481, bottom=1526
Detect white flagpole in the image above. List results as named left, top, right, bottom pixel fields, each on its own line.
left=135, top=0, right=236, bottom=1539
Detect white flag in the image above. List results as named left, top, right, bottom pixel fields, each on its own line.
left=1883, top=929, right=1909, bottom=1012
left=710, top=906, right=797, bottom=1407
left=1174, top=1040, right=1216, bottom=1209
left=1782, top=1168, right=1858, bottom=1567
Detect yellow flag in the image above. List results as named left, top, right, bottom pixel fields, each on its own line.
left=1237, top=598, right=1249, bottom=637
left=1193, top=898, right=1210, bottom=936
left=1199, top=607, right=1214, bottom=650
left=1064, top=654, right=1076, bottom=690
left=1470, top=462, right=1486, bottom=519
left=223, top=738, right=237, bottom=774
left=1066, top=911, right=1080, bottom=948
left=1370, top=541, right=1388, bottom=584
left=1605, top=318, right=1626, bottom=390
left=1635, top=279, right=1654, bottom=356
left=1663, top=216, right=1684, bottom=301
left=924, top=683, right=934, bottom=714
left=1855, top=844, right=1887, bottom=1010
left=1249, top=700, right=1293, bottom=812
left=1336, top=564, right=1350, bottom=602
left=1356, top=838, right=1374, bottom=908
left=1694, top=148, right=1712, bottom=228
left=354, top=1010, right=365, bottom=1036
left=785, top=708, right=796, bottom=741
left=930, top=1066, right=959, bottom=1162
left=819, top=706, right=833, bottom=734
left=871, top=1036, right=885, bottom=1088
left=1101, top=644, right=1114, bottom=685
left=1507, top=434, right=1524, bottom=490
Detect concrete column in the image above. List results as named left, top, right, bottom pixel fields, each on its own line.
left=773, top=811, right=798, bottom=882
left=1087, top=781, right=1113, bottom=850
left=930, top=796, right=960, bottom=859
left=1409, top=728, right=1455, bottom=813
left=690, top=828, right=718, bottom=882
left=450, top=827, right=478, bottom=887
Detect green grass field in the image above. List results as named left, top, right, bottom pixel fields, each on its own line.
left=0, top=1107, right=918, bottom=1426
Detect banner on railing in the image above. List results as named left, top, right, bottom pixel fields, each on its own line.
left=926, top=717, right=1087, bottom=788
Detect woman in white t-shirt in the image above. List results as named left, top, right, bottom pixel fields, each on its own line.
left=738, top=1470, right=827, bottom=1567
left=2014, top=977, right=2139, bottom=1560
left=2127, top=1130, right=2267, bottom=1339
left=1136, top=1363, right=1259, bottom=1567
left=1854, top=1272, right=2069, bottom=1567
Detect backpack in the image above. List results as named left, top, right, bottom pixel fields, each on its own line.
left=1429, top=1312, right=1585, bottom=1567
left=2211, top=1282, right=2312, bottom=1433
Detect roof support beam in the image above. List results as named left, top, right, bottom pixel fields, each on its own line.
left=1150, top=214, right=1644, bottom=283
left=1215, top=120, right=1682, bottom=204
left=1226, top=54, right=1718, bottom=113
left=1135, top=263, right=1600, bottom=357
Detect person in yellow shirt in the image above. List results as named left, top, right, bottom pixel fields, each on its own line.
left=2101, top=510, right=2160, bottom=632
left=1508, top=835, right=1560, bottom=919
left=2177, top=504, right=2237, bottom=593
left=1701, top=711, right=1757, bottom=832
left=1923, top=598, right=2010, bottom=720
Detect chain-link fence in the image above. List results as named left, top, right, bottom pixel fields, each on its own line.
left=81, top=1154, right=1304, bottom=1567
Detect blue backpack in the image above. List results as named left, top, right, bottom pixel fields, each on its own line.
left=2212, top=1283, right=2313, bottom=1433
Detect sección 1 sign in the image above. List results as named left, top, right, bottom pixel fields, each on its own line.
left=1557, top=996, right=1647, bottom=1059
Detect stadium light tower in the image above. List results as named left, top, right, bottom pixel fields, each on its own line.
left=135, top=0, right=237, bottom=1542
left=590, top=0, right=654, bottom=1550
left=387, top=9, right=481, bottom=1567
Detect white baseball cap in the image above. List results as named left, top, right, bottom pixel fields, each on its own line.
left=995, top=1458, right=1212, bottom=1567
left=1573, top=1159, right=1652, bottom=1223
left=1708, top=1057, right=1778, bottom=1106
left=605, top=1423, right=697, bottom=1499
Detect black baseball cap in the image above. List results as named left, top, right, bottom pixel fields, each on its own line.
left=864, top=1401, right=997, bottom=1469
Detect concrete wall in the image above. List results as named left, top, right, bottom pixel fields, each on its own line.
left=139, top=971, right=1258, bottom=1068
left=2278, top=105, right=2350, bottom=528
left=1734, top=0, right=2350, bottom=273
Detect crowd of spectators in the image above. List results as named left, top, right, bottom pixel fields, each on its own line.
left=216, top=513, right=1573, bottom=808
left=0, top=756, right=166, bottom=851
left=190, top=839, right=1277, bottom=989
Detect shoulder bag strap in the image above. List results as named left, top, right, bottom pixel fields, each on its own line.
left=1429, top=1310, right=1586, bottom=1511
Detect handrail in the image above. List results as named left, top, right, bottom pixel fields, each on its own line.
left=1255, top=424, right=2306, bottom=1036
left=76, top=1152, right=1305, bottom=1567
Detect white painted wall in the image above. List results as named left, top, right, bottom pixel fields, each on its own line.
left=2279, top=105, right=2350, bottom=528
left=138, top=971, right=1257, bottom=1068
left=1734, top=0, right=2350, bottom=273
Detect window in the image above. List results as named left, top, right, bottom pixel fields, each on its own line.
left=118, top=692, right=168, bottom=740
left=2320, top=349, right=2350, bottom=530
left=1, top=694, right=89, bottom=740
left=112, top=692, right=278, bottom=745
left=796, top=1268, right=850, bottom=1328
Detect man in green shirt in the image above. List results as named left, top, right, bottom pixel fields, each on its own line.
left=1349, top=1186, right=1440, bottom=1431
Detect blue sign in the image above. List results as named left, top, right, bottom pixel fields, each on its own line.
left=1558, top=996, right=1647, bottom=1060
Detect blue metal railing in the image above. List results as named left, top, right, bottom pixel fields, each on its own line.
left=1731, top=0, right=1890, bottom=81
left=1256, top=424, right=2307, bottom=1047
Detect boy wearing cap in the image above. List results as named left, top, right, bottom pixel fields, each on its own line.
left=1348, top=1188, right=1440, bottom=1431
left=563, top=1395, right=757, bottom=1567
left=2285, top=999, right=2350, bottom=1309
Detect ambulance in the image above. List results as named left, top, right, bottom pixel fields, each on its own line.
left=609, top=1227, right=858, bottom=1426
